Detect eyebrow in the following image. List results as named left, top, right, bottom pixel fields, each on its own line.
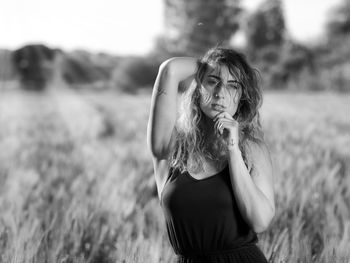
left=207, top=74, right=241, bottom=84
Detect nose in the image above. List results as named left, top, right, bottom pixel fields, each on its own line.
left=214, top=83, right=226, bottom=99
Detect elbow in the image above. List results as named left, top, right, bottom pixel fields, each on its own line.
left=159, top=58, right=177, bottom=75
left=252, top=205, right=275, bottom=234
left=158, top=57, right=190, bottom=78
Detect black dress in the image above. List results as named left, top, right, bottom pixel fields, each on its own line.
left=160, top=164, right=268, bottom=263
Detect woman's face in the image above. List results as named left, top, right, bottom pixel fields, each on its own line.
left=199, top=64, right=242, bottom=119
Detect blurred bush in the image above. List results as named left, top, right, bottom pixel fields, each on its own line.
left=12, top=44, right=55, bottom=91
left=0, top=49, right=16, bottom=81
left=252, top=41, right=315, bottom=89
left=7, top=44, right=160, bottom=93
left=111, top=56, right=160, bottom=93
left=61, top=50, right=118, bottom=85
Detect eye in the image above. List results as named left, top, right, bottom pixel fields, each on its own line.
left=228, top=84, right=238, bottom=89
left=228, top=82, right=241, bottom=89
left=206, top=78, right=219, bottom=86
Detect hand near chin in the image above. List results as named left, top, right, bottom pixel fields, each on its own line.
left=213, top=111, right=239, bottom=149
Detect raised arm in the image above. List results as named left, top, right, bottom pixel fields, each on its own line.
left=147, top=57, right=197, bottom=160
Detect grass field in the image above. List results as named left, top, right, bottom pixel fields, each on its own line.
left=0, top=82, right=349, bottom=263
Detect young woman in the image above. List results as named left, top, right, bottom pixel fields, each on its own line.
left=147, top=47, right=275, bottom=262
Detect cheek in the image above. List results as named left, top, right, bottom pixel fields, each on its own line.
left=229, top=88, right=241, bottom=106
left=226, top=93, right=240, bottom=114
left=199, top=85, right=213, bottom=105
left=226, top=100, right=236, bottom=114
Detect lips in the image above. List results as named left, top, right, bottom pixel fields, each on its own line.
left=212, top=104, right=225, bottom=110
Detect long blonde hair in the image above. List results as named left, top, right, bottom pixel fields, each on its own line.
left=169, top=47, right=265, bottom=173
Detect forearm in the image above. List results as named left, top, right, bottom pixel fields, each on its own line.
left=147, top=57, right=197, bottom=158
left=227, top=147, right=274, bottom=233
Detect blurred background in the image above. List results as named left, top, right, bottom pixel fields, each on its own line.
left=0, top=0, right=349, bottom=262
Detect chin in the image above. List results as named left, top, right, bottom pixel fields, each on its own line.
left=200, top=105, right=235, bottom=119
left=200, top=109, right=216, bottom=119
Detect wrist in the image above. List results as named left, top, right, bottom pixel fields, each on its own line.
left=227, top=139, right=241, bottom=153
left=228, top=145, right=241, bottom=154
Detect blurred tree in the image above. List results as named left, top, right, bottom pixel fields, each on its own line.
left=245, top=0, right=286, bottom=60
left=111, top=56, right=159, bottom=93
left=278, top=42, right=314, bottom=74
left=326, top=0, right=350, bottom=37
left=12, top=44, right=55, bottom=90
left=61, top=51, right=112, bottom=85
left=268, top=42, right=315, bottom=88
left=160, top=0, right=242, bottom=56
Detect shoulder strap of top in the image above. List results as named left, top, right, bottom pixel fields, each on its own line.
left=160, top=166, right=177, bottom=203
left=165, top=166, right=176, bottom=185
left=165, top=165, right=183, bottom=185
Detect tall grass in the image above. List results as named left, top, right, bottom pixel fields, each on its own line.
left=0, top=84, right=349, bottom=262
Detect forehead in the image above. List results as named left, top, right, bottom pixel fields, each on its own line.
left=205, top=63, right=241, bottom=81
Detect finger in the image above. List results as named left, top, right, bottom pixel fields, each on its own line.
left=217, top=120, right=235, bottom=135
left=214, top=120, right=222, bottom=135
left=219, top=111, right=234, bottom=120
left=215, top=120, right=222, bottom=132
left=220, top=122, right=232, bottom=135
left=213, top=111, right=233, bottom=122
left=214, top=115, right=221, bottom=122
left=218, top=119, right=237, bottom=126
left=215, top=120, right=227, bottom=135
left=213, top=111, right=224, bottom=121
left=220, top=123, right=226, bottom=135
left=215, top=118, right=235, bottom=127
left=220, top=122, right=231, bottom=135
left=215, top=122, right=222, bottom=136
left=215, top=120, right=225, bottom=134
left=217, top=117, right=238, bottom=127
left=214, top=119, right=230, bottom=134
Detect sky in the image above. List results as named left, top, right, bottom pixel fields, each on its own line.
left=0, top=0, right=343, bottom=55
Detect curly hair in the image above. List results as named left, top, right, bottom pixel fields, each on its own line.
left=169, top=47, right=266, bottom=174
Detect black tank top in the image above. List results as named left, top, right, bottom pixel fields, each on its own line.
left=160, top=164, right=268, bottom=263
